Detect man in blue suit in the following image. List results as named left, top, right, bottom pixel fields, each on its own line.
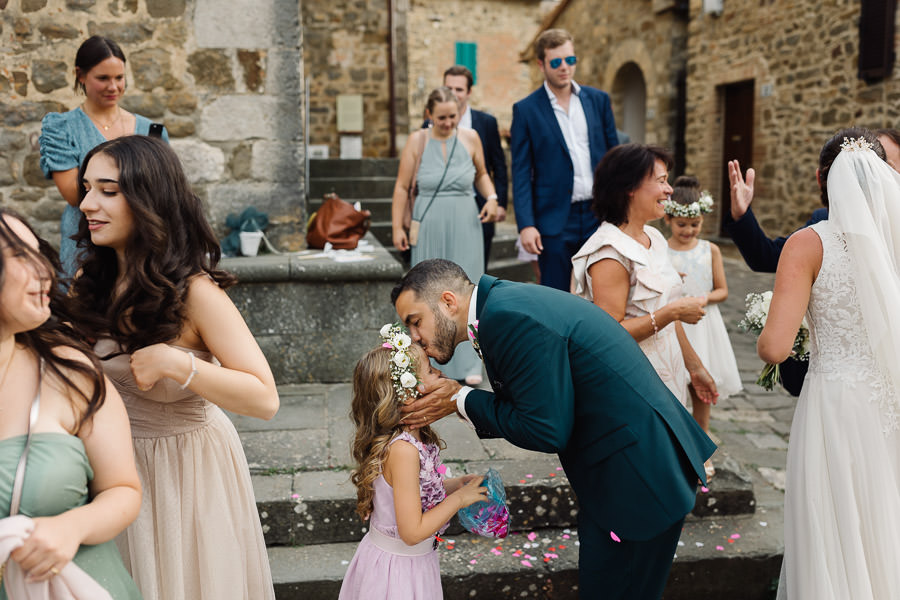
left=393, top=259, right=716, bottom=599
left=444, top=66, right=508, bottom=270
left=511, top=28, right=619, bottom=290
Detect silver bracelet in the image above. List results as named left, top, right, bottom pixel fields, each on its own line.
left=180, top=351, right=198, bottom=390
left=649, top=312, right=658, bottom=336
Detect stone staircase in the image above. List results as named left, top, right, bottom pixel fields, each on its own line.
left=232, top=383, right=782, bottom=599
left=307, top=159, right=536, bottom=282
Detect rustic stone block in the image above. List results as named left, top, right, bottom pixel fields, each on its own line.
left=167, top=91, right=197, bottom=115
left=12, top=73, right=28, bottom=97
left=119, top=93, right=166, bottom=118
left=32, top=60, right=69, bottom=93
left=66, top=0, right=95, bottom=9
left=187, top=49, right=234, bottom=89
left=23, top=154, right=53, bottom=187
left=265, top=49, right=302, bottom=96
left=14, top=18, right=33, bottom=40
left=147, top=0, right=186, bottom=17
left=1, top=101, right=65, bottom=127
left=123, top=0, right=137, bottom=12
left=163, top=118, right=195, bottom=137
left=22, top=0, right=48, bottom=12
left=11, top=189, right=45, bottom=204
left=171, top=139, right=225, bottom=183
left=238, top=50, right=265, bottom=92
left=31, top=197, right=63, bottom=221
left=38, top=23, right=81, bottom=40
left=87, top=21, right=153, bottom=44
left=0, top=75, right=8, bottom=95
left=200, top=95, right=300, bottom=141
left=251, top=140, right=303, bottom=183
left=195, top=0, right=298, bottom=48
left=230, top=143, right=253, bottom=179
left=0, top=158, right=16, bottom=186
left=130, top=48, right=172, bottom=91
left=157, top=20, right=188, bottom=46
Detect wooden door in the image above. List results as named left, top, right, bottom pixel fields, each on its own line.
left=720, top=80, right=754, bottom=234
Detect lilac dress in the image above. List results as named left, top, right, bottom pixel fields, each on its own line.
left=339, top=432, right=448, bottom=600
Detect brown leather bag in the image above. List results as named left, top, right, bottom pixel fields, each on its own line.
left=307, top=193, right=371, bottom=249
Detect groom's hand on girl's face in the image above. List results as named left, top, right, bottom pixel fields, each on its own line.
left=399, top=377, right=461, bottom=429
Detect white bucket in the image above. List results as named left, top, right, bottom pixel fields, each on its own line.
left=239, top=231, right=264, bottom=256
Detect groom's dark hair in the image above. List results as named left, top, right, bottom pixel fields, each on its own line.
left=391, top=259, right=473, bottom=306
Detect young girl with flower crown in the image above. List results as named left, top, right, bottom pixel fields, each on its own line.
left=339, top=325, right=488, bottom=600
left=664, top=176, right=743, bottom=477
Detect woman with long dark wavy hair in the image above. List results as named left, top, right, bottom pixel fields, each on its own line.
left=0, top=208, right=141, bottom=598
left=68, top=135, right=278, bottom=600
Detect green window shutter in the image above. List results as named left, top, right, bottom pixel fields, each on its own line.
left=455, top=42, right=478, bottom=85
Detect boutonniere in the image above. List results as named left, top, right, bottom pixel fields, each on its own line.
left=468, top=320, right=483, bottom=361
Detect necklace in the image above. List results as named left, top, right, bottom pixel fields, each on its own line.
left=85, top=105, right=122, bottom=133
left=0, top=342, right=17, bottom=393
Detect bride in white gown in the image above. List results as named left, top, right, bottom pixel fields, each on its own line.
left=758, top=127, right=900, bottom=599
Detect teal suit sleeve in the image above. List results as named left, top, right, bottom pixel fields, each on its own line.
left=464, top=312, right=575, bottom=453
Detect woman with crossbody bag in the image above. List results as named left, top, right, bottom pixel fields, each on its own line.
left=390, top=87, right=499, bottom=384
left=0, top=209, right=141, bottom=599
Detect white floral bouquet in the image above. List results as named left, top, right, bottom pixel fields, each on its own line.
left=738, top=291, right=810, bottom=390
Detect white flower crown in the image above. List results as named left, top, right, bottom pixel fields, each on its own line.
left=663, top=191, right=714, bottom=218
left=840, top=136, right=874, bottom=153
left=379, top=323, right=420, bottom=402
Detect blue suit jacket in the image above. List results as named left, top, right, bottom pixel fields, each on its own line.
left=470, top=109, right=508, bottom=209
left=465, top=275, right=716, bottom=541
left=510, top=85, right=618, bottom=236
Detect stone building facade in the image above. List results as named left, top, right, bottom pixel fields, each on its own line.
left=546, top=0, right=900, bottom=238
left=1, top=0, right=305, bottom=249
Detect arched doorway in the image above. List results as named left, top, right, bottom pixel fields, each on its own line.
left=612, top=62, right=647, bottom=143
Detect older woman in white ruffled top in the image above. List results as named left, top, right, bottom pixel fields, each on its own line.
left=571, top=144, right=717, bottom=464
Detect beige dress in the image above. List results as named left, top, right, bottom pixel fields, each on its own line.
left=571, top=222, right=689, bottom=406
left=95, top=339, right=275, bottom=600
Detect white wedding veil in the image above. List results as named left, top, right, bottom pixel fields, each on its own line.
left=827, top=135, right=900, bottom=425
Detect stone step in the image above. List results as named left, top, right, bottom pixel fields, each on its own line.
left=268, top=513, right=782, bottom=599
left=252, top=456, right=753, bottom=548
left=308, top=158, right=400, bottom=178
left=307, top=176, right=396, bottom=200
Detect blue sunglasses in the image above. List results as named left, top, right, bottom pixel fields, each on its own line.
left=548, top=55, right=577, bottom=69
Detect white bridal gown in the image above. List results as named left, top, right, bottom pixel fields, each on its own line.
left=777, top=221, right=900, bottom=599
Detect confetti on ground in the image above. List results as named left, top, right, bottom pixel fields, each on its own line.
left=446, top=543, right=455, bottom=550
left=562, top=534, right=570, bottom=539
left=760, top=521, right=768, bottom=527
left=519, top=479, right=526, bottom=483
left=291, top=493, right=299, bottom=499
left=527, top=532, right=537, bottom=542
left=730, top=534, right=741, bottom=539
left=341, top=560, right=349, bottom=565
left=701, top=486, right=709, bottom=493
left=521, top=560, right=533, bottom=567
left=678, top=541, right=685, bottom=546
left=549, top=473, right=556, bottom=477
left=556, top=467, right=563, bottom=471
left=716, top=546, right=724, bottom=551
left=610, top=531, right=621, bottom=543
left=470, top=559, right=477, bottom=564
left=695, top=542, right=704, bottom=547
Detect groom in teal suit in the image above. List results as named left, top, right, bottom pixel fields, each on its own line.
left=392, top=259, right=715, bottom=599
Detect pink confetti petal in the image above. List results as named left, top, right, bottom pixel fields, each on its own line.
left=436, top=464, right=447, bottom=475
left=527, top=532, right=537, bottom=542
left=526, top=474, right=533, bottom=478
left=469, top=559, right=477, bottom=564
left=562, top=534, right=570, bottom=539
left=701, top=486, right=709, bottom=493
left=610, top=531, right=621, bottom=543
left=716, top=546, right=724, bottom=551
left=556, top=467, right=563, bottom=470
left=730, top=534, right=741, bottom=539
left=521, top=560, right=533, bottom=567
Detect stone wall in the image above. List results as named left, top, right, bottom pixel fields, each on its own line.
left=684, top=0, right=900, bottom=238
left=1, top=0, right=306, bottom=250
left=302, top=0, right=405, bottom=159
left=405, top=0, right=548, bottom=141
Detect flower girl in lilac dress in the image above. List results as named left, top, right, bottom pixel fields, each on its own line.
left=339, top=325, right=488, bottom=600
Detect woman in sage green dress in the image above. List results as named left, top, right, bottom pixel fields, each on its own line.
left=391, top=87, right=499, bottom=383
left=0, top=208, right=142, bottom=599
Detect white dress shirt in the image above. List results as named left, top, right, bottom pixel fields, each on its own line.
left=453, top=286, right=480, bottom=426
left=458, top=105, right=473, bottom=130
left=543, top=80, right=593, bottom=202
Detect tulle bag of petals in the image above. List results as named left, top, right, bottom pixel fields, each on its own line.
left=456, top=468, right=510, bottom=538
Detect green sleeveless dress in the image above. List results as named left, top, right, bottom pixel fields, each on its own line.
left=0, top=433, right=142, bottom=599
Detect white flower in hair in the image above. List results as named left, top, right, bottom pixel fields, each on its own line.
left=392, top=333, right=412, bottom=350
left=399, top=371, right=418, bottom=388
left=380, top=324, right=392, bottom=337
left=840, top=136, right=874, bottom=152
left=663, top=191, right=715, bottom=218
left=393, top=351, right=411, bottom=368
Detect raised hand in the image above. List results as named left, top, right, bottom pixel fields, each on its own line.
left=728, top=159, right=756, bottom=220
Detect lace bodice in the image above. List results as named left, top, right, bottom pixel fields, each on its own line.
left=806, top=222, right=899, bottom=432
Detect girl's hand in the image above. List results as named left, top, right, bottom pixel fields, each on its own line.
left=452, top=476, right=487, bottom=509
left=130, top=343, right=187, bottom=391
left=672, top=296, right=707, bottom=324
left=689, top=367, right=719, bottom=405
left=10, top=516, right=81, bottom=582
left=444, top=473, right=481, bottom=494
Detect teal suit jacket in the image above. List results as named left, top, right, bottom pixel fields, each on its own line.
left=466, top=275, right=716, bottom=541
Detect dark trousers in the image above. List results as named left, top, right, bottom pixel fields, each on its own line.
left=538, top=201, right=599, bottom=291
left=577, top=513, right=684, bottom=599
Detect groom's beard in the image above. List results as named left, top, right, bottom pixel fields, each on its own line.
left=429, top=309, right=459, bottom=365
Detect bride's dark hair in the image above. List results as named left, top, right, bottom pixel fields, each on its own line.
left=69, top=135, right=237, bottom=353
left=0, top=209, right=106, bottom=433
